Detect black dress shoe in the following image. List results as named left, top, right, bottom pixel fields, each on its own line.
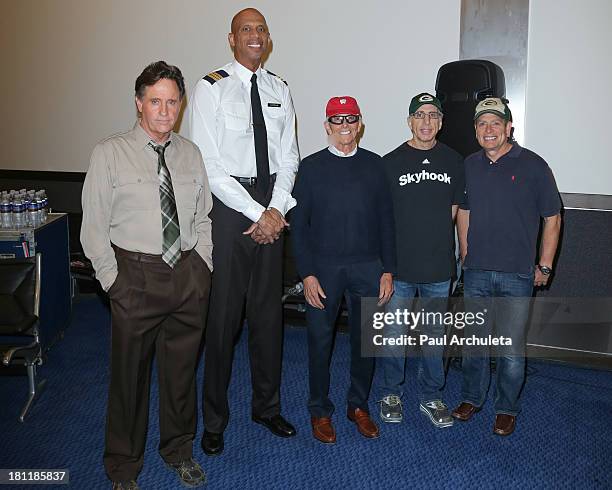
left=201, top=430, right=223, bottom=456
left=252, top=414, right=297, bottom=438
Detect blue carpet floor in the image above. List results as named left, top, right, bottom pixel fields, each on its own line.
left=0, top=295, right=610, bottom=489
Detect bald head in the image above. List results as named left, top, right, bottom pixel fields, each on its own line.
left=231, top=8, right=267, bottom=34
left=228, top=8, right=270, bottom=71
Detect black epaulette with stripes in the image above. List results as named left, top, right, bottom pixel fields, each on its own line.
left=265, top=70, right=288, bottom=86
left=203, top=69, right=230, bottom=85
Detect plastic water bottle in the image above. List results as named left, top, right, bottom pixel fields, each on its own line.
left=23, top=196, right=32, bottom=226
left=27, top=200, right=39, bottom=228
left=12, top=199, right=25, bottom=229
left=35, top=197, right=44, bottom=224
left=0, top=199, right=12, bottom=228
left=40, top=190, right=48, bottom=221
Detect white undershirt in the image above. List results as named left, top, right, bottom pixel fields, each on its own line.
left=327, top=145, right=357, bottom=158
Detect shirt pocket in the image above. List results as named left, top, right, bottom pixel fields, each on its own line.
left=173, top=175, right=203, bottom=240
left=264, top=101, right=284, bottom=133
left=173, top=175, right=202, bottom=211
left=221, top=102, right=250, bottom=131
left=115, top=171, right=158, bottom=210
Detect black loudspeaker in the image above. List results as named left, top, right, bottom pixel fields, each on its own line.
left=435, top=60, right=506, bottom=157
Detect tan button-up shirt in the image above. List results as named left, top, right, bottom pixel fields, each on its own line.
left=81, top=123, right=213, bottom=291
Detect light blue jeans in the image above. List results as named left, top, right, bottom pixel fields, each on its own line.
left=378, top=279, right=451, bottom=403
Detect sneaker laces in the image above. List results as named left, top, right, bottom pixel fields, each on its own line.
left=173, top=459, right=203, bottom=480
left=380, top=395, right=402, bottom=406
left=113, top=481, right=139, bottom=490
left=426, top=400, right=448, bottom=410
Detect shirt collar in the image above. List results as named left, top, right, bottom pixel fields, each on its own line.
left=478, top=142, right=522, bottom=163
left=328, top=145, right=358, bottom=158
left=232, top=59, right=263, bottom=87
left=506, top=143, right=522, bottom=158
left=133, top=121, right=175, bottom=150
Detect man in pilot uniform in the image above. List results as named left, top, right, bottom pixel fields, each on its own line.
left=189, top=7, right=299, bottom=455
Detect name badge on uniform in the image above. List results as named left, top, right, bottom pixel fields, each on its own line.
left=268, top=103, right=281, bottom=107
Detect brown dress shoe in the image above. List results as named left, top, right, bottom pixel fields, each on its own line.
left=311, top=417, right=336, bottom=444
left=493, top=414, right=516, bottom=436
left=347, top=408, right=379, bottom=438
left=451, top=402, right=480, bottom=421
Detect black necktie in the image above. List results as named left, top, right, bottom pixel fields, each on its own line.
left=250, top=73, right=270, bottom=198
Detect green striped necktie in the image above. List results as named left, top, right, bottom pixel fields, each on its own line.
left=149, top=141, right=181, bottom=267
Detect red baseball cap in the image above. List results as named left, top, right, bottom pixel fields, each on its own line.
left=326, top=96, right=361, bottom=118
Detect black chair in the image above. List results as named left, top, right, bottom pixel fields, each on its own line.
left=0, top=253, right=46, bottom=422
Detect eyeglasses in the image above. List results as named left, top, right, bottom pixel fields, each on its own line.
left=411, top=111, right=442, bottom=119
left=327, top=114, right=360, bottom=125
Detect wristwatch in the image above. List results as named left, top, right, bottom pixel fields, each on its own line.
left=538, top=264, right=552, bottom=275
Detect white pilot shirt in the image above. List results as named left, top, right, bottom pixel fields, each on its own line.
left=188, top=60, right=300, bottom=223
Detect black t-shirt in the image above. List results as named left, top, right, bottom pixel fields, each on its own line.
left=460, top=144, right=561, bottom=274
left=383, top=141, right=465, bottom=283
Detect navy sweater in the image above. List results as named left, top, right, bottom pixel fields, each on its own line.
left=291, top=147, right=396, bottom=279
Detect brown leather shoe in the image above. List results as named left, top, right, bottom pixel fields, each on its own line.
left=347, top=408, right=379, bottom=439
left=493, top=414, right=516, bottom=436
left=451, top=402, right=480, bottom=421
left=311, top=417, right=336, bottom=444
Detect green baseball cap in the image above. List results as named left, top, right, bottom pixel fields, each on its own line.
left=409, top=92, right=443, bottom=115
left=474, top=97, right=512, bottom=121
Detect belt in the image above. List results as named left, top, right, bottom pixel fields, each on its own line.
left=113, top=246, right=192, bottom=264
left=231, top=173, right=276, bottom=188
left=232, top=175, right=258, bottom=187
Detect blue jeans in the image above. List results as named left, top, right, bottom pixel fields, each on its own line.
left=378, top=279, right=451, bottom=403
left=460, top=269, right=534, bottom=416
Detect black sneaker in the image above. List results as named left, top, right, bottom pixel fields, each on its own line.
left=379, top=395, right=403, bottom=423
left=166, top=458, right=207, bottom=488
left=419, top=400, right=454, bottom=428
left=111, top=481, right=140, bottom=490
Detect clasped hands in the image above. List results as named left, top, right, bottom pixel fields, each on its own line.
left=243, top=207, right=288, bottom=244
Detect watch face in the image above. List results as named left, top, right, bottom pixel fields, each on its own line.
left=539, top=265, right=552, bottom=275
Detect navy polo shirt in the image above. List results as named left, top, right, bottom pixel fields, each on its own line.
left=460, top=144, right=561, bottom=274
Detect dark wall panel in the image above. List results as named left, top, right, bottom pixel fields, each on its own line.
left=539, top=208, right=612, bottom=298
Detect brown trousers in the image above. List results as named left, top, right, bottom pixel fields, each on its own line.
left=103, top=247, right=210, bottom=482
